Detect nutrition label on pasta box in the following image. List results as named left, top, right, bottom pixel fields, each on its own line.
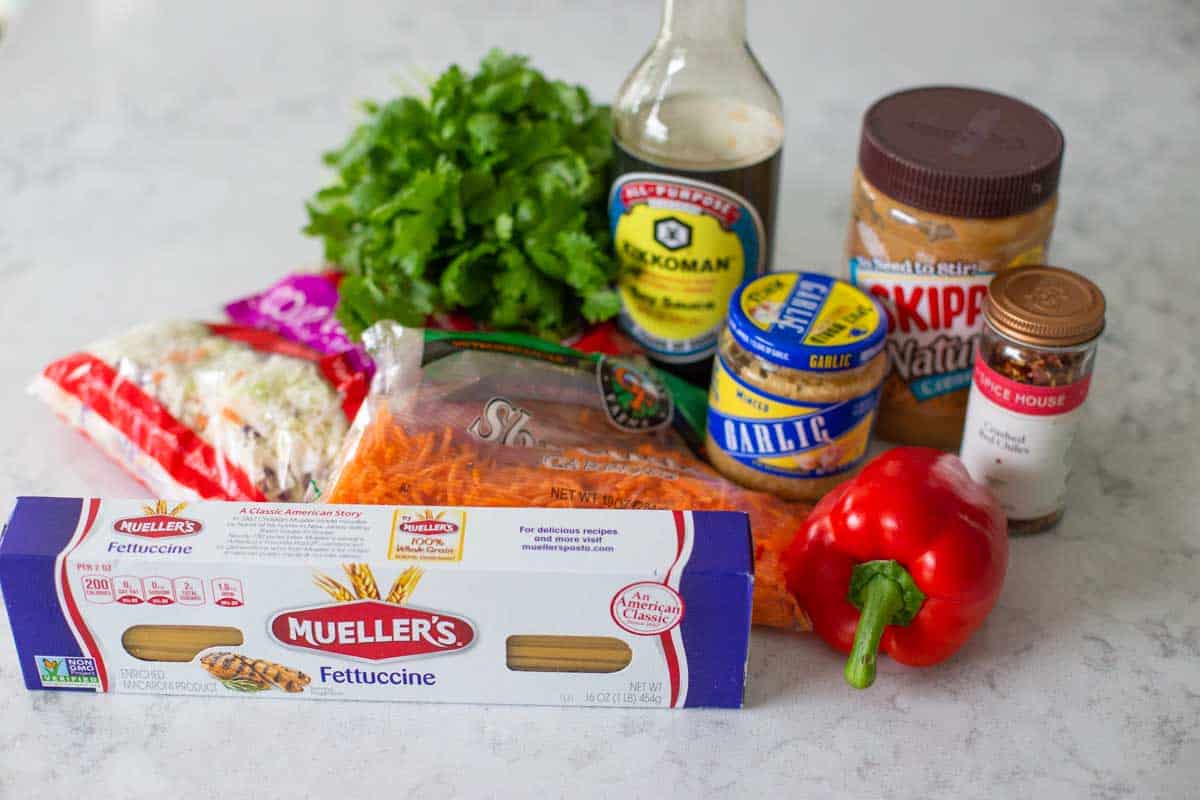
left=75, top=567, right=212, bottom=607
left=93, top=576, right=202, bottom=606
left=113, top=575, right=145, bottom=605
left=211, top=578, right=244, bottom=607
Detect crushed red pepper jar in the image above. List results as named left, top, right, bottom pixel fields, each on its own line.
left=959, top=265, right=1106, bottom=533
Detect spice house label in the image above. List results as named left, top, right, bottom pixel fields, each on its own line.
left=970, top=355, right=1092, bottom=415
left=960, top=358, right=1087, bottom=520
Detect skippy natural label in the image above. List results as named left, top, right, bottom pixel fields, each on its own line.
left=0, top=498, right=752, bottom=709
left=609, top=173, right=765, bottom=363
left=959, top=355, right=1092, bottom=520
left=848, top=250, right=1043, bottom=401
left=707, top=273, right=886, bottom=479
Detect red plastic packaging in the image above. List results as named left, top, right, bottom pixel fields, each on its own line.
left=32, top=321, right=368, bottom=501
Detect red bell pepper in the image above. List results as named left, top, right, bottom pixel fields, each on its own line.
left=783, top=447, right=1008, bottom=688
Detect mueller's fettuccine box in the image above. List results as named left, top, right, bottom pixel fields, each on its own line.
left=0, top=498, right=753, bottom=708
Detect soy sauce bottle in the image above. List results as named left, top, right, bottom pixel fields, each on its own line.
left=610, top=0, right=784, bottom=386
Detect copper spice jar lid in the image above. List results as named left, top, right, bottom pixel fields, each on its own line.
left=858, top=86, right=1064, bottom=219
left=984, top=265, right=1106, bottom=347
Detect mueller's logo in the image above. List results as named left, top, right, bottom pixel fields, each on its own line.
left=114, top=501, right=203, bottom=539
left=396, top=510, right=459, bottom=536
left=268, top=600, right=476, bottom=662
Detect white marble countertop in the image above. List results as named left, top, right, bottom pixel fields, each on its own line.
left=1, top=1, right=1197, bottom=797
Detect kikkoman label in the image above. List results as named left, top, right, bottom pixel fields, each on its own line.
left=609, top=173, right=765, bottom=363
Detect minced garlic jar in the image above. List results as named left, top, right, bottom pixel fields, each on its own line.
left=846, top=86, right=1064, bottom=450
left=705, top=272, right=888, bottom=501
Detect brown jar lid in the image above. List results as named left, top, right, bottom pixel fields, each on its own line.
left=858, top=86, right=1064, bottom=219
left=985, top=265, right=1106, bottom=346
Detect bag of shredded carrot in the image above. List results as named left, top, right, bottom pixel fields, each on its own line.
left=320, top=322, right=810, bottom=630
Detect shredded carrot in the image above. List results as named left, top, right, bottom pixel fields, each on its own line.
left=328, top=402, right=809, bottom=630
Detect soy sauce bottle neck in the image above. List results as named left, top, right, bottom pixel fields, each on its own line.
left=659, top=0, right=747, bottom=43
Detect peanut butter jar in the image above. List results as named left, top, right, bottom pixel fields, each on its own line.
left=845, top=86, right=1064, bottom=450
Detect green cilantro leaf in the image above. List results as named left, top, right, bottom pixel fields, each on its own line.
left=306, top=50, right=616, bottom=339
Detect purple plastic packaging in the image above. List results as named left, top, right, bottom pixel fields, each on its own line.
left=226, top=272, right=373, bottom=375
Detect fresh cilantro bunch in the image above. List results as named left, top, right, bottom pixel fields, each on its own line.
left=305, top=49, right=619, bottom=340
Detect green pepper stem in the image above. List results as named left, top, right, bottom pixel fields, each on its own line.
left=844, top=575, right=905, bottom=689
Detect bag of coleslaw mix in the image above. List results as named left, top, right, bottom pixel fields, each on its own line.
left=31, top=321, right=368, bottom=502
left=318, top=322, right=809, bottom=630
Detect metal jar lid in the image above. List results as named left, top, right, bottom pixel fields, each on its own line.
left=984, top=265, right=1106, bottom=347
left=726, top=272, right=887, bottom=372
left=857, top=86, right=1064, bottom=219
